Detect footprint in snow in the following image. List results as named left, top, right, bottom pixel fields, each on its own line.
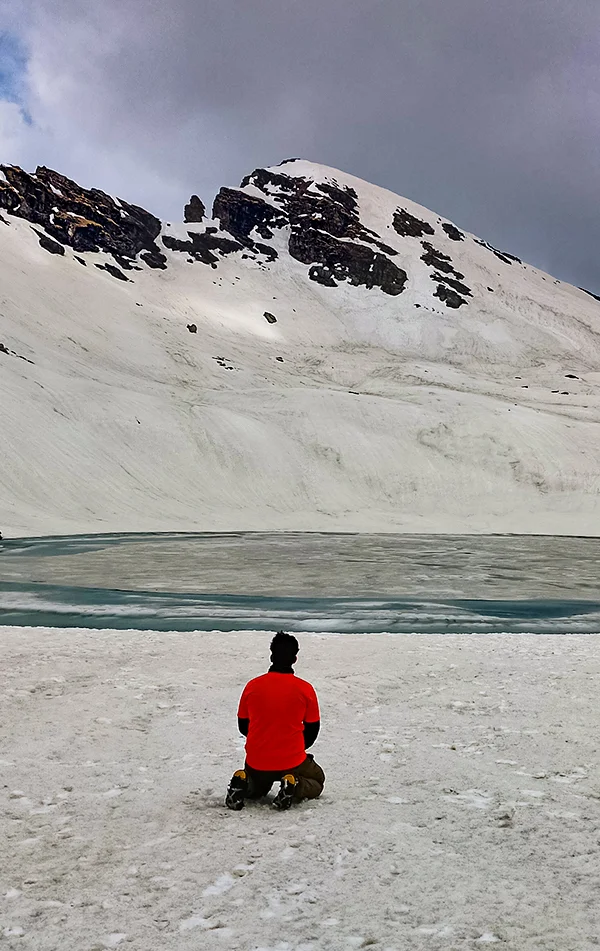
left=179, top=915, right=230, bottom=933
left=452, top=789, right=493, bottom=810
left=97, top=935, right=127, bottom=949
left=491, top=803, right=516, bottom=827
left=202, top=872, right=235, bottom=897
left=4, top=889, right=23, bottom=899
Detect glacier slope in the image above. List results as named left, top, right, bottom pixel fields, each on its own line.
left=1, top=160, right=600, bottom=535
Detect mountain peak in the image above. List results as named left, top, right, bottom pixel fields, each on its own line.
left=3, top=156, right=600, bottom=536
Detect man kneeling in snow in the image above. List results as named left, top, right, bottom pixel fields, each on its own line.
left=226, top=631, right=325, bottom=811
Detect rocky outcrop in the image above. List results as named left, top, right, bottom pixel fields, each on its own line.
left=393, top=208, right=435, bottom=238
left=184, top=195, right=205, bottom=223
left=289, top=226, right=407, bottom=295
left=431, top=272, right=472, bottom=298
left=95, top=262, right=130, bottom=281
left=0, top=164, right=166, bottom=268
left=32, top=229, right=64, bottom=255
left=212, top=187, right=287, bottom=240
left=420, top=241, right=463, bottom=276
left=214, top=167, right=406, bottom=295
left=442, top=222, right=464, bottom=241
left=162, top=226, right=277, bottom=265
left=434, top=284, right=467, bottom=308
left=163, top=230, right=243, bottom=266
left=0, top=159, right=480, bottom=305
left=421, top=241, right=471, bottom=308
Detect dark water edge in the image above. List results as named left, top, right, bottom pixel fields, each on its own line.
left=2, top=582, right=600, bottom=633
left=2, top=532, right=600, bottom=633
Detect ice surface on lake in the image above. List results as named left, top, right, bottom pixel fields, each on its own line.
left=1, top=532, right=600, bottom=633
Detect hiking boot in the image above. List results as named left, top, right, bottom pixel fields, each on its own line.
left=225, top=769, right=248, bottom=811
left=273, top=774, right=297, bottom=810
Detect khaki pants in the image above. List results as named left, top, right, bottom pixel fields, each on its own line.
left=245, top=754, right=325, bottom=801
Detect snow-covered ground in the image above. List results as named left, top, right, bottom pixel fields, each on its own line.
left=2, top=627, right=599, bottom=950
left=3, top=160, right=600, bottom=536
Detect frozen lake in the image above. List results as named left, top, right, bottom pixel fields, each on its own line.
left=1, top=532, right=600, bottom=632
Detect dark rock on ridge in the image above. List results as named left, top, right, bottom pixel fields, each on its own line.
left=434, top=284, right=467, bottom=308
left=475, top=238, right=522, bottom=266
left=431, top=272, right=472, bottom=298
left=140, top=249, right=168, bottom=269
left=420, top=241, right=470, bottom=307
left=162, top=229, right=265, bottom=267
left=220, top=167, right=406, bottom=295
left=213, top=187, right=287, bottom=240
left=289, top=226, right=407, bottom=296
left=392, top=208, right=435, bottom=238
left=420, top=241, right=463, bottom=277
left=1, top=158, right=415, bottom=301
left=0, top=341, right=34, bottom=364
left=309, top=264, right=338, bottom=287
left=0, top=164, right=163, bottom=266
left=32, top=228, right=65, bottom=255
left=184, top=195, right=205, bottom=223
left=442, top=222, right=464, bottom=241
left=95, top=262, right=130, bottom=281
left=580, top=287, right=600, bottom=303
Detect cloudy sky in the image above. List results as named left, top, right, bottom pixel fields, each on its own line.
left=1, top=0, right=599, bottom=290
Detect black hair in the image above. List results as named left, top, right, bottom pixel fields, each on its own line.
left=270, top=630, right=299, bottom=664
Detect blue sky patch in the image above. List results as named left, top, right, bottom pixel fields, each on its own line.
left=0, top=30, right=28, bottom=105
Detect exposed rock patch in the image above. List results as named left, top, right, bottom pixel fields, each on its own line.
left=183, top=195, right=205, bottom=223
left=432, top=272, right=472, bottom=298
left=33, top=229, right=65, bottom=255
left=420, top=242, right=463, bottom=276
left=580, top=287, right=600, bottom=303
left=421, top=241, right=470, bottom=307
left=393, top=208, right=435, bottom=238
left=263, top=312, right=277, bottom=324
left=308, top=264, right=338, bottom=287
left=475, top=238, right=522, bottom=266
left=289, top=226, right=407, bottom=296
left=94, top=262, right=130, bottom=282
left=217, top=168, right=406, bottom=295
left=162, top=230, right=244, bottom=266
left=212, top=187, right=287, bottom=241
left=0, top=164, right=163, bottom=267
left=140, top=249, right=168, bottom=269
left=442, top=223, right=464, bottom=241
left=0, top=341, right=34, bottom=364
left=434, top=284, right=467, bottom=308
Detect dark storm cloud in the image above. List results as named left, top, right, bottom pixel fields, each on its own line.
left=3, top=0, right=600, bottom=288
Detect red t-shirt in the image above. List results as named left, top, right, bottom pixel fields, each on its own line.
left=237, top=672, right=320, bottom=771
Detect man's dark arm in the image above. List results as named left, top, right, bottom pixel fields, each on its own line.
left=238, top=717, right=249, bottom=736
left=303, top=720, right=320, bottom=748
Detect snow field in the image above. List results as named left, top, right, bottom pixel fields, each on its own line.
left=3, top=163, right=600, bottom=536
left=1, top=628, right=600, bottom=949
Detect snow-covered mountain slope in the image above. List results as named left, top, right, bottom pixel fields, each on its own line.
left=2, top=158, right=600, bottom=536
